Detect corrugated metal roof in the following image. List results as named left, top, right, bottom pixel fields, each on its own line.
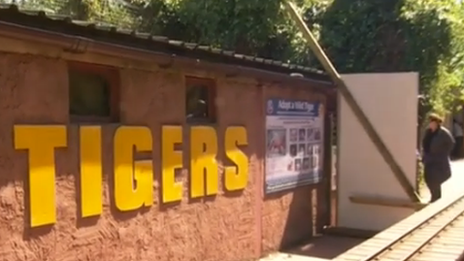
left=0, top=4, right=331, bottom=82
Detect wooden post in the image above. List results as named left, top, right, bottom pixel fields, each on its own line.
left=323, top=110, right=333, bottom=227
left=282, top=1, right=421, bottom=202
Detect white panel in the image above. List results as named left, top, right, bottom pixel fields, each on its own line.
left=337, top=72, right=419, bottom=231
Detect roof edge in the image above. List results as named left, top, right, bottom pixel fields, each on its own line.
left=0, top=15, right=335, bottom=89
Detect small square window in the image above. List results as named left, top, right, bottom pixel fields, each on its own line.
left=185, top=76, right=216, bottom=122
left=68, top=62, right=119, bottom=123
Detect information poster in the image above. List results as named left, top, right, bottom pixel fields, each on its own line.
left=265, top=99, right=324, bottom=194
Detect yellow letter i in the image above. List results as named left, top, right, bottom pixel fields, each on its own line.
left=79, top=126, right=103, bottom=218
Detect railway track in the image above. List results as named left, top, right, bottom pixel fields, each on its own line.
left=359, top=195, right=464, bottom=261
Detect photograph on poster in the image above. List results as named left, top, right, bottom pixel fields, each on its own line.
left=290, top=129, right=298, bottom=142
left=266, top=129, right=287, bottom=157
left=298, top=128, right=306, bottom=142
left=289, top=144, right=297, bottom=157
left=306, top=128, right=313, bottom=140
left=265, top=99, right=324, bottom=194
left=303, top=157, right=310, bottom=170
left=298, top=144, right=306, bottom=156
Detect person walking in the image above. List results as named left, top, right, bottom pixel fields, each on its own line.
left=452, top=119, right=463, bottom=159
left=421, top=113, right=455, bottom=203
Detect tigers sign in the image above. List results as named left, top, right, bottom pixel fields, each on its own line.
left=14, top=125, right=248, bottom=227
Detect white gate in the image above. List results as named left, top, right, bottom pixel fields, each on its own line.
left=336, top=73, right=420, bottom=231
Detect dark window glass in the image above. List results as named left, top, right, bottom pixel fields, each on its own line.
left=185, top=78, right=215, bottom=121
left=69, top=70, right=110, bottom=117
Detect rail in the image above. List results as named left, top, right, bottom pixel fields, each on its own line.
left=360, top=195, right=464, bottom=261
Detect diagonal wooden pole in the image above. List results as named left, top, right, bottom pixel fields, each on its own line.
left=283, top=1, right=421, bottom=202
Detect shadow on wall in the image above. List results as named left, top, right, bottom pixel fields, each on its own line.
left=261, top=111, right=333, bottom=256
left=278, top=141, right=362, bottom=261
left=267, top=187, right=320, bottom=249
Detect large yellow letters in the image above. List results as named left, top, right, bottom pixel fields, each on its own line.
left=114, top=126, right=153, bottom=211
left=14, top=124, right=249, bottom=226
left=79, top=126, right=103, bottom=217
left=224, top=127, right=249, bottom=191
left=14, top=125, right=67, bottom=227
left=190, top=126, right=218, bottom=198
left=161, top=126, right=183, bottom=203
left=134, top=160, right=154, bottom=206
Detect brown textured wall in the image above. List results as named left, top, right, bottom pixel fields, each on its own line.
left=0, top=51, right=327, bottom=261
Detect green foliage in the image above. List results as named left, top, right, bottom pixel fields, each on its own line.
left=2, top=0, right=139, bottom=28
left=4, top=0, right=329, bottom=64
left=7, top=0, right=464, bottom=116
left=137, top=0, right=324, bottom=63
left=318, top=0, right=464, bottom=116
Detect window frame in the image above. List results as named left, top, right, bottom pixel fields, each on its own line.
left=68, top=61, right=120, bottom=123
left=185, top=76, right=217, bottom=123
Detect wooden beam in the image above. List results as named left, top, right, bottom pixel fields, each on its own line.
left=282, top=1, right=421, bottom=203
left=324, top=226, right=378, bottom=239
left=350, top=195, right=427, bottom=210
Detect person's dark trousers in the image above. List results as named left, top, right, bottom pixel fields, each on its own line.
left=452, top=136, right=463, bottom=158
left=425, top=176, right=442, bottom=203
left=427, top=182, right=442, bottom=202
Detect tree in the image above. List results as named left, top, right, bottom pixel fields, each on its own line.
left=316, top=0, right=464, bottom=116
left=2, top=0, right=139, bottom=28
left=137, top=0, right=319, bottom=64
left=10, top=0, right=464, bottom=117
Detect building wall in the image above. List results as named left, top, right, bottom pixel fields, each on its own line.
left=0, top=51, right=327, bottom=261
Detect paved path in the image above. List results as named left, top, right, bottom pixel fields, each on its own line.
left=445, top=160, right=464, bottom=196
left=261, top=160, right=464, bottom=261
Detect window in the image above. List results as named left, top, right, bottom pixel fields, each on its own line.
left=185, top=76, right=216, bottom=122
left=68, top=62, right=119, bottom=122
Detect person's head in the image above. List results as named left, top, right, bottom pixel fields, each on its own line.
left=428, top=113, right=443, bottom=131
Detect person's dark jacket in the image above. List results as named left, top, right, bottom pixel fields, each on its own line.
left=422, top=126, right=455, bottom=183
